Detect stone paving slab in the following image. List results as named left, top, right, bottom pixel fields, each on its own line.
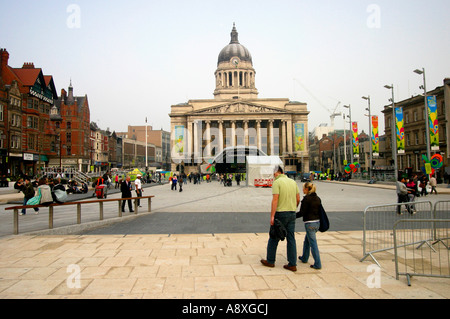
left=0, top=231, right=448, bottom=299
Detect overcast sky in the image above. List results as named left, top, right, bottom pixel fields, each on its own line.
left=1, top=0, right=449, bottom=136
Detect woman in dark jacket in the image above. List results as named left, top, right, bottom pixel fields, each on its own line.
left=296, top=182, right=322, bottom=269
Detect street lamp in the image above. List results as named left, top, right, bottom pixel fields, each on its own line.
left=343, top=105, right=353, bottom=163
left=362, top=96, right=372, bottom=179
left=384, top=84, right=398, bottom=181
left=413, top=68, right=432, bottom=171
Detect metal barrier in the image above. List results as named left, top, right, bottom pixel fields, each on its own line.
left=361, top=201, right=434, bottom=267
left=434, top=201, right=450, bottom=249
left=393, top=219, right=450, bottom=286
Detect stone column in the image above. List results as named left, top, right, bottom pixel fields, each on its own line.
left=205, top=120, right=211, bottom=158
left=218, top=120, right=224, bottom=153
left=268, top=119, right=274, bottom=155
left=243, top=120, right=249, bottom=147
left=231, top=120, right=236, bottom=147
left=193, top=120, right=199, bottom=161
left=281, top=120, right=287, bottom=155
left=287, top=119, right=293, bottom=154
left=256, top=120, right=262, bottom=151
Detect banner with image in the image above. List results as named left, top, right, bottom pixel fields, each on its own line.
left=372, top=115, right=379, bottom=156
left=294, top=123, right=305, bottom=152
left=352, top=122, right=359, bottom=157
left=174, top=125, right=185, bottom=154
left=395, top=107, right=405, bottom=154
left=427, top=95, right=439, bottom=151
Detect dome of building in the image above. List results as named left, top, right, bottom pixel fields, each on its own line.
left=217, top=24, right=253, bottom=65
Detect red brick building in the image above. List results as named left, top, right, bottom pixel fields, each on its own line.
left=0, top=49, right=58, bottom=177
left=51, top=82, right=91, bottom=172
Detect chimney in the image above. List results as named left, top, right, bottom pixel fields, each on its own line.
left=0, top=48, right=9, bottom=73
left=22, top=62, right=35, bottom=69
left=61, top=88, right=67, bottom=103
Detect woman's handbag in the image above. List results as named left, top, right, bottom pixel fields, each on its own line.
left=26, top=188, right=42, bottom=206
left=318, top=204, right=330, bottom=232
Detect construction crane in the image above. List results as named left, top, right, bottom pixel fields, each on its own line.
left=293, top=78, right=341, bottom=130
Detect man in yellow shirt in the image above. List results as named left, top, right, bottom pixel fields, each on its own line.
left=261, top=166, right=300, bottom=272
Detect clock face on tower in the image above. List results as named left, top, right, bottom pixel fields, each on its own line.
left=231, top=57, right=239, bottom=67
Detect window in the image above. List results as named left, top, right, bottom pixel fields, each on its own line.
left=413, top=111, right=418, bottom=122
left=0, top=104, right=3, bottom=121
left=10, top=135, right=20, bottom=149
left=415, top=132, right=419, bottom=145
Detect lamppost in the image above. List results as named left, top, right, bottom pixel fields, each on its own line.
left=384, top=84, right=398, bottom=181
left=343, top=105, right=353, bottom=163
left=413, top=68, right=432, bottom=169
left=362, top=96, right=372, bottom=178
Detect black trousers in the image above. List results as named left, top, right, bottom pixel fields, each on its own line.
left=122, top=198, right=133, bottom=212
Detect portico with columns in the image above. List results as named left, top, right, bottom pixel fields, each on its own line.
left=170, top=24, right=309, bottom=175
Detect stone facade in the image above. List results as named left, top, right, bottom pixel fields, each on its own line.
left=169, top=25, right=309, bottom=174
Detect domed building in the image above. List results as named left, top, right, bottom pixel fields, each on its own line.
left=170, top=24, right=310, bottom=176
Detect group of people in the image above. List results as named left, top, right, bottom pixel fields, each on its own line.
left=14, top=176, right=69, bottom=215
left=260, top=166, right=323, bottom=272
left=120, top=174, right=143, bottom=212
left=396, top=174, right=438, bottom=215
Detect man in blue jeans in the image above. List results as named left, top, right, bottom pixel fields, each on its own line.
left=261, top=166, right=300, bottom=272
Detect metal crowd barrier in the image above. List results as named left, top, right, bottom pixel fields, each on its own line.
left=361, top=201, right=434, bottom=267
left=393, top=219, right=450, bottom=286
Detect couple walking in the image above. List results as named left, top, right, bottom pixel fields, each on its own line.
left=261, top=166, right=322, bottom=272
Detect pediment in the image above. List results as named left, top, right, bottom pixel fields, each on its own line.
left=190, top=102, right=288, bottom=115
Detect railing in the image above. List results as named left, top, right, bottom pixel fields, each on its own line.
left=5, top=196, right=154, bottom=235
left=361, top=201, right=434, bottom=267
left=393, top=219, right=450, bottom=286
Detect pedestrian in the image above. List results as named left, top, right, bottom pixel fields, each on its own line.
left=178, top=174, right=183, bottom=192
left=419, top=175, right=428, bottom=197
left=171, top=174, right=178, bottom=191
left=396, top=177, right=411, bottom=215
left=296, top=182, right=322, bottom=270
left=406, top=178, right=417, bottom=214
left=121, top=175, right=134, bottom=213
left=429, top=175, right=438, bottom=195
left=20, top=178, right=39, bottom=215
left=115, top=175, right=119, bottom=189
left=135, top=174, right=143, bottom=207
left=260, top=165, right=300, bottom=272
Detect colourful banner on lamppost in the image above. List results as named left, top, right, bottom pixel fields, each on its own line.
left=294, top=123, right=305, bottom=152
left=372, top=115, right=379, bottom=156
left=395, top=107, right=405, bottom=154
left=427, top=95, right=439, bottom=151
left=352, top=122, right=359, bottom=157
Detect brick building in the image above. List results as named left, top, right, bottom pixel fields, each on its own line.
left=51, top=82, right=91, bottom=172
left=0, top=49, right=58, bottom=177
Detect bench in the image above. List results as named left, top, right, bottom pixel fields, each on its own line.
left=5, top=195, right=155, bottom=235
